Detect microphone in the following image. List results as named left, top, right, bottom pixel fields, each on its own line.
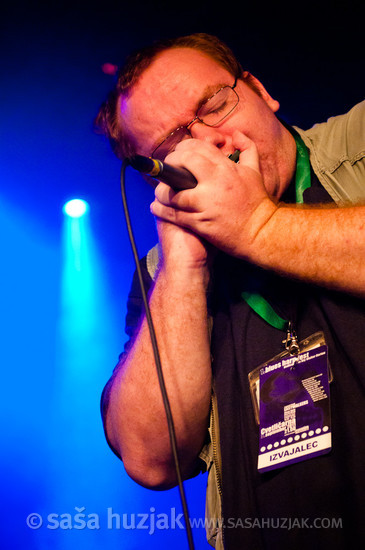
left=129, top=155, right=197, bottom=190
left=129, top=150, right=241, bottom=191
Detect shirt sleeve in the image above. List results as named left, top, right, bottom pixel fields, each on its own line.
left=100, top=256, right=153, bottom=457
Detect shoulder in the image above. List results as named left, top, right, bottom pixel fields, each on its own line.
left=295, top=101, right=365, bottom=169
left=294, top=102, right=365, bottom=204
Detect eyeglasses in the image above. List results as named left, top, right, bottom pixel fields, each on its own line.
left=152, top=79, right=239, bottom=160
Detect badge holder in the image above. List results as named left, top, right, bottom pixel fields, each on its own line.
left=248, top=331, right=333, bottom=472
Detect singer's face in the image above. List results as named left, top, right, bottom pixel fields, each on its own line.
left=120, top=48, right=295, bottom=197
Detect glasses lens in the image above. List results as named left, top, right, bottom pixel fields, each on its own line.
left=198, top=86, right=238, bottom=126
left=153, top=126, right=191, bottom=161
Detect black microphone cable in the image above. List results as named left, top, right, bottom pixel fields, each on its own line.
left=120, top=158, right=195, bottom=550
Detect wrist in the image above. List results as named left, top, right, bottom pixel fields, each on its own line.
left=244, top=198, right=279, bottom=261
left=159, top=258, right=210, bottom=290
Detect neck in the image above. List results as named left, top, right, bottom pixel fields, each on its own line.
left=274, top=123, right=298, bottom=201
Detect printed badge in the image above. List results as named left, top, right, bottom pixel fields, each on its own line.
left=258, top=345, right=331, bottom=472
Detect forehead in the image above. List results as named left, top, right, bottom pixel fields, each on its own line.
left=119, top=48, right=233, bottom=154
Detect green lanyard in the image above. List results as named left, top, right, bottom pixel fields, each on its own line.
left=241, top=133, right=310, bottom=332
left=295, top=133, right=311, bottom=204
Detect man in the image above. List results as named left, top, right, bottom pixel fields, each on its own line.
left=97, top=33, right=365, bottom=549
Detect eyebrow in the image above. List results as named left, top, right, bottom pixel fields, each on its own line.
left=151, top=81, right=231, bottom=152
left=197, top=82, right=227, bottom=108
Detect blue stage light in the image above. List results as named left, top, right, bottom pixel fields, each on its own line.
left=63, top=199, right=89, bottom=218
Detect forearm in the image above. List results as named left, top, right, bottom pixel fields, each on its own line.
left=248, top=202, right=365, bottom=295
left=150, top=134, right=365, bottom=296
left=106, top=264, right=212, bottom=488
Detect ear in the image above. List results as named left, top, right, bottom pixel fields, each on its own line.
left=242, top=71, right=280, bottom=113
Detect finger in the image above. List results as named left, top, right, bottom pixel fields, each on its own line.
left=232, top=131, right=260, bottom=173
left=173, top=137, right=222, bottom=158
left=155, top=178, right=200, bottom=212
left=154, top=182, right=177, bottom=205
left=150, top=199, right=194, bottom=227
left=169, top=138, right=228, bottom=169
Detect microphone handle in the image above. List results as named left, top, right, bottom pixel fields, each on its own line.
left=157, top=159, right=197, bottom=190
left=129, top=155, right=197, bottom=190
left=129, top=150, right=240, bottom=191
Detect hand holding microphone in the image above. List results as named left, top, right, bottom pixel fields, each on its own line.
left=145, top=131, right=276, bottom=261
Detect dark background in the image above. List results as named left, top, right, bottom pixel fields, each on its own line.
left=1, top=1, right=363, bottom=549
left=2, top=0, right=364, bottom=245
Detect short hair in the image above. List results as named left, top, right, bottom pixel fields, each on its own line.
left=94, top=33, right=256, bottom=160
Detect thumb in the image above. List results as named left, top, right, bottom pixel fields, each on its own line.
left=232, top=131, right=260, bottom=174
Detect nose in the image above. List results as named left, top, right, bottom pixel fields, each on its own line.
left=189, top=120, right=226, bottom=149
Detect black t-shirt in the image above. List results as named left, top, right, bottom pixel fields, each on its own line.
left=210, top=175, right=365, bottom=548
